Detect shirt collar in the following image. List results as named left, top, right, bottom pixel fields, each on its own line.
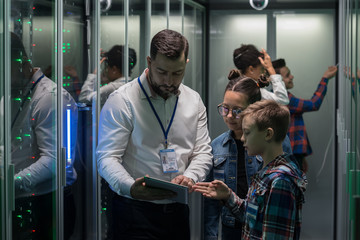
left=222, top=130, right=235, bottom=146
left=30, top=68, right=43, bottom=83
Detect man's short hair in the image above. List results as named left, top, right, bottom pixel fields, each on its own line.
left=150, top=29, right=189, bottom=61
left=272, top=58, right=286, bottom=74
left=106, top=45, right=137, bottom=75
left=241, top=100, right=290, bottom=142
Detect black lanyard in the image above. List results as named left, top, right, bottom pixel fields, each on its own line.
left=138, top=77, right=178, bottom=149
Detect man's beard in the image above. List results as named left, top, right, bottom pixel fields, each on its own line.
left=148, top=68, right=179, bottom=99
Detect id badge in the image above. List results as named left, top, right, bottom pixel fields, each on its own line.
left=160, top=149, right=178, bottom=173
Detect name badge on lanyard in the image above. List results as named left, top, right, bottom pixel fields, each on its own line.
left=138, top=77, right=179, bottom=173
left=160, top=149, right=178, bottom=173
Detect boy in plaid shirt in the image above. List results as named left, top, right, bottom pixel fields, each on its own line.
left=271, top=59, right=337, bottom=172
left=194, top=100, right=307, bottom=240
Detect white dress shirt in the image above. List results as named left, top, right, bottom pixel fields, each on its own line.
left=97, top=69, right=213, bottom=202
left=260, top=74, right=289, bottom=105
left=10, top=68, right=78, bottom=198
left=79, top=73, right=127, bottom=106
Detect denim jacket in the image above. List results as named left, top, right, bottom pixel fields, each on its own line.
left=203, top=130, right=263, bottom=239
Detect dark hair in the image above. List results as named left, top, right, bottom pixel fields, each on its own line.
left=233, top=44, right=263, bottom=74
left=106, top=45, right=137, bottom=75
left=225, top=69, right=262, bottom=104
left=241, top=100, right=290, bottom=143
left=272, top=58, right=286, bottom=74
left=150, top=29, right=189, bottom=61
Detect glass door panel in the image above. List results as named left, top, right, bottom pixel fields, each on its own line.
left=169, top=0, right=182, bottom=33
left=10, top=0, right=58, bottom=238
left=0, top=0, right=5, bottom=237
left=99, top=1, right=125, bottom=239
left=276, top=12, right=336, bottom=240
left=151, top=0, right=167, bottom=37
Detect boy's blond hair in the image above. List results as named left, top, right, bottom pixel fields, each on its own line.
left=241, top=100, right=290, bottom=142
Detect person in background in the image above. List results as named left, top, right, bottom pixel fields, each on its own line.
left=203, top=69, right=292, bottom=240
left=79, top=45, right=137, bottom=106
left=272, top=58, right=337, bottom=172
left=9, top=32, right=78, bottom=239
left=96, top=29, right=212, bottom=239
left=195, top=99, right=307, bottom=240
left=233, top=44, right=289, bottom=105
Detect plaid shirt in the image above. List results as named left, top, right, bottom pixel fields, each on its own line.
left=287, top=77, right=329, bottom=156
left=225, top=154, right=307, bottom=240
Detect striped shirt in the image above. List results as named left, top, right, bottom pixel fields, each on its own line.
left=225, top=154, right=307, bottom=240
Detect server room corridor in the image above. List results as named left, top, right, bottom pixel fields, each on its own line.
left=0, top=0, right=359, bottom=239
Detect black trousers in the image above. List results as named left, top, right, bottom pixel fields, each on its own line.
left=112, top=195, right=190, bottom=240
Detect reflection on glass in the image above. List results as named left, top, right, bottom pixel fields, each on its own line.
left=9, top=0, right=79, bottom=238
left=10, top=31, right=78, bottom=239
left=79, top=45, right=137, bottom=107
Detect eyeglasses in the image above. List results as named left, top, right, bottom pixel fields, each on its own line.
left=217, top=104, right=243, bottom=119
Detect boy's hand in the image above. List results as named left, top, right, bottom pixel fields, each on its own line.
left=323, top=65, right=338, bottom=79
left=193, top=180, right=231, bottom=201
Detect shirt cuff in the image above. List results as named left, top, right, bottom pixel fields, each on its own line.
left=120, top=178, right=135, bottom=197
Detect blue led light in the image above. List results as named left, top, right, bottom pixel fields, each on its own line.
left=66, top=108, right=71, bottom=165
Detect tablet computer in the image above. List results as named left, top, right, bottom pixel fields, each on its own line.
left=144, top=176, right=189, bottom=204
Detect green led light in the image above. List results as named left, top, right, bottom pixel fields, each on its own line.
left=17, top=215, right=23, bottom=218
left=67, top=30, right=71, bottom=33
left=16, top=176, right=22, bottom=179
left=14, top=98, right=22, bottom=101
left=63, top=29, right=66, bottom=32
left=67, top=43, right=70, bottom=46
left=39, top=29, right=42, bottom=31
left=63, top=76, right=66, bottom=79
left=63, top=50, right=66, bottom=53
left=15, top=58, right=22, bottom=62
left=24, top=134, right=31, bottom=137
left=63, top=84, right=66, bottom=87
left=17, top=19, right=21, bottom=22
left=67, top=76, right=71, bottom=79
left=67, top=83, right=70, bottom=86
left=26, top=173, right=31, bottom=176
left=35, top=28, right=38, bottom=31
left=27, top=21, right=31, bottom=24
left=16, top=137, right=22, bottom=140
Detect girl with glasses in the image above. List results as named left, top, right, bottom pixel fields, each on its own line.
left=202, top=69, right=292, bottom=240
